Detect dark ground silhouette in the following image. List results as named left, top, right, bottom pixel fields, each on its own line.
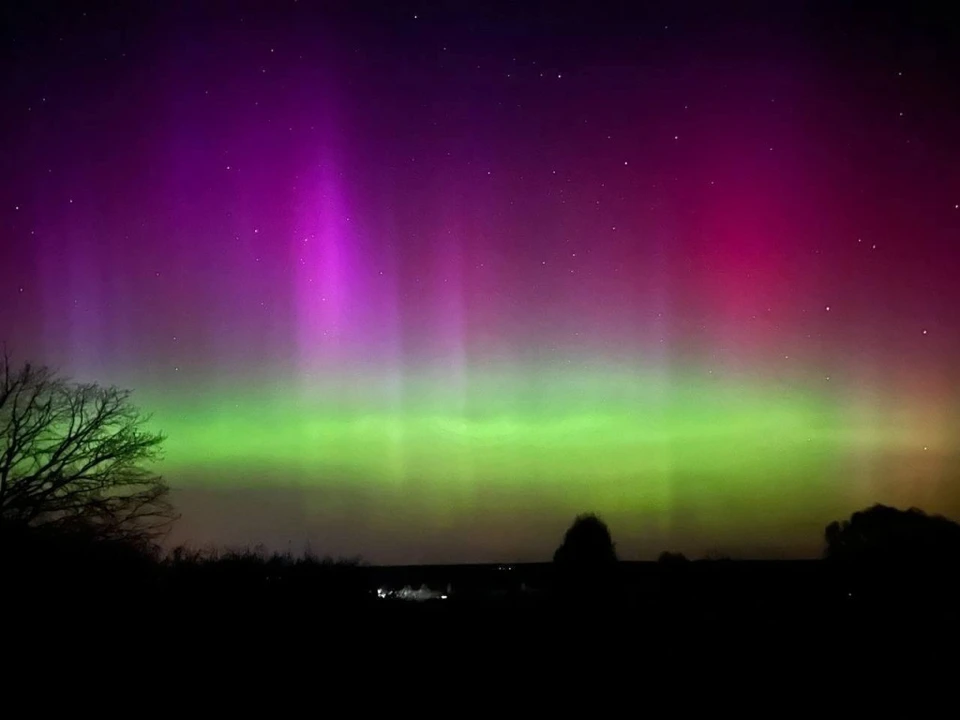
left=4, top=505, right=959, bottom=637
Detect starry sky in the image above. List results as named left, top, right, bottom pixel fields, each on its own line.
left=2, top=1, right=959, bottom=563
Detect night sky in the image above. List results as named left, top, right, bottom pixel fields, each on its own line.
left=2, top=1, right=959, bottom=563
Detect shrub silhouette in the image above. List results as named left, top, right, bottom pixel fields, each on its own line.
left=825, top=504, right=960, bottom=563
left=825, top=504, right=960, bottom=607
left=553, top=513, right=618, bottom=568
left=0, top=521, right=160, bottom=614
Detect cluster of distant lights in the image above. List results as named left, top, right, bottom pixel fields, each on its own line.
left=376, top=587, right=448, bottom=601
left=375, top=566, right=514, bottom=601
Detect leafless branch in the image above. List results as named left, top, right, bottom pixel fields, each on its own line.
left=0, top=353, right=176, bottom=546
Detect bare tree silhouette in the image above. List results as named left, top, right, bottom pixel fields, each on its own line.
left=0, top=352, right=174, bottom=545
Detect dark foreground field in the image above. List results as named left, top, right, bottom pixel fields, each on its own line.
left=11, top=556, right=959, bottom=634
left=8, top=555, right=959, bottom=687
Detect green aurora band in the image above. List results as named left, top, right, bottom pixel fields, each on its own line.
left=142, top=367, right=873, bottom=558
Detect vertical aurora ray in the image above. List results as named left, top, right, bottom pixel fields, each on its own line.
left=295, top=154, right=351, bottom=375
left=428, top=213, right=474, bottom=499
left=643, top=234, right=682, bottom=538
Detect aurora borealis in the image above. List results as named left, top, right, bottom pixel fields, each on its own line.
left=2, top=1, right=959, bottom=563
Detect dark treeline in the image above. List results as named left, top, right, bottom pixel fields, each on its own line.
left=4, top=505, right=960, bottom=630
